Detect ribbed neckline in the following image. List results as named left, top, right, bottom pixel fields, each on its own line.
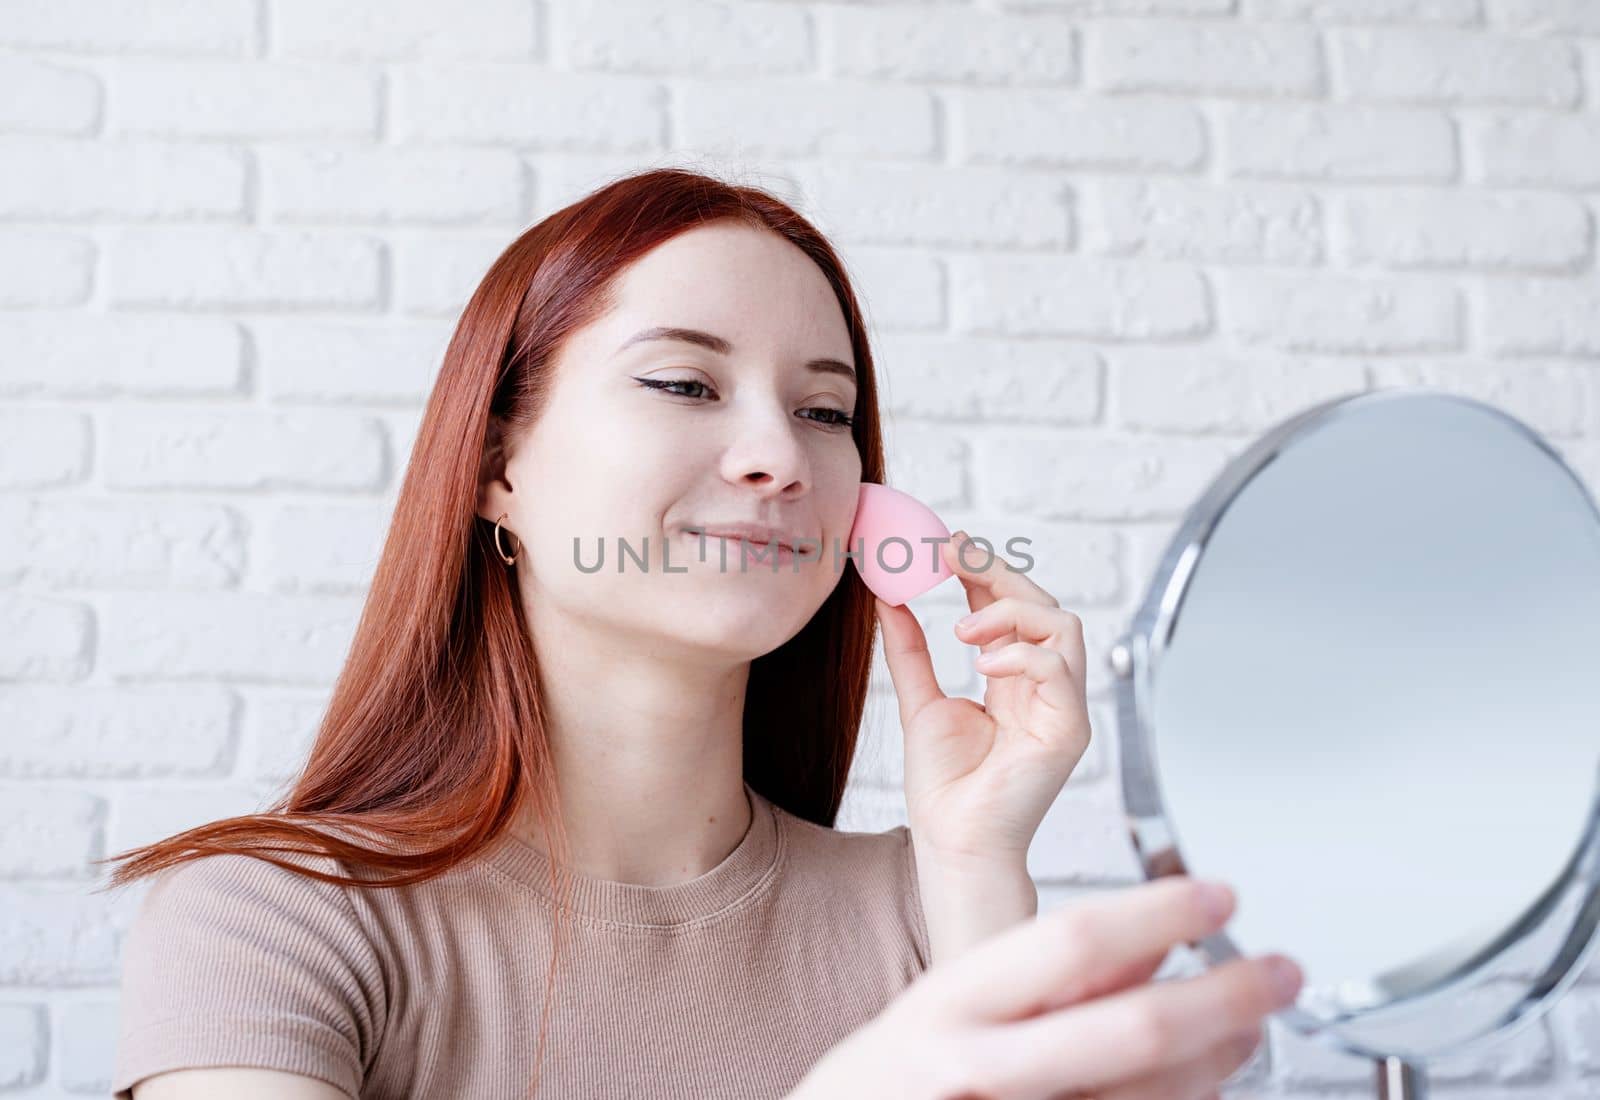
left=477, top=780, right=782, bottom=928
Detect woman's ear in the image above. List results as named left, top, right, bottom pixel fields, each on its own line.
left=476, top=415, right=516, bottom=524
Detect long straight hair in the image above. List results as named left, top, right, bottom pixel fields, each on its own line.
left=94, top=166, right=888, bottom=1093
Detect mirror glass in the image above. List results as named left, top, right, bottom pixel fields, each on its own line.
left=1116, top=390, right=1600, bottom=1063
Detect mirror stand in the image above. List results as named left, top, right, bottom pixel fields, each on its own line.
left=1376, top=1055, right=1425, bottom=1100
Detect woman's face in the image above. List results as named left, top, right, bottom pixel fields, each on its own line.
left=482, top=221, right=864, bottom=665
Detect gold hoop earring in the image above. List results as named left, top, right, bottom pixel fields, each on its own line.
left=493, top=513, right=520, bottom=565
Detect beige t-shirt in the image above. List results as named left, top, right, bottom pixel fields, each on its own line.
left=111, top=782, right=931, bottom=1099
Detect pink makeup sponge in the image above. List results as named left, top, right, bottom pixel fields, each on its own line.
left=848, top=482, right=956, bottom=606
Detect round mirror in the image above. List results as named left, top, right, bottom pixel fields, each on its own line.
left=1109, top=388, right=1600, bottom=1097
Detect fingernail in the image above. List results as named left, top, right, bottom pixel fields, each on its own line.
left=1265, top=956, right=1303, bottom=1005
left=957, top=612, right=979, bottom=629
left=1197, top=881, right=1233, bottom=921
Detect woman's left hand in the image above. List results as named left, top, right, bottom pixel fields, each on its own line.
left=876, top=530, right=1091, bottom=871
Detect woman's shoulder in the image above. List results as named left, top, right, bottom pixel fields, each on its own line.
left=766, top=789, right=931, bottom=969
left=765, top=791, right=920, bottom=899
left=772, top=788, right=916, bottom=866
left=123, top=826, right=387, bottom=949
left=112, top=839, right=389, bottom=1100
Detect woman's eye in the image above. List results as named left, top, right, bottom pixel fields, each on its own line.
left=801, top=407, right=856, bottom=429
left=634, top=376, right=854, bottom=430
left=636, top=376, right=711, bottom=399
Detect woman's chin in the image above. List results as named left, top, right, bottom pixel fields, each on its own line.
left=656, top=597, right=811, bottom=656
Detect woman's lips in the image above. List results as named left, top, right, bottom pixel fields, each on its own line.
left=679, top=528, right=816, bottom=563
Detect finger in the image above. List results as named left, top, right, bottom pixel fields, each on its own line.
left=957, top=597, right=1088, bottom=684
left=1033, top=941, right=1172, bottom=1019
left=941, top=530, right=1000, bottom=617
left=975, top=954, right=1300, bottom=1099
left=1098, top=1028, right=1264, bottom=1100
left=873, top=597, right=947, bottom=725
left=942, top=530, right=1060, bottom=610
left=948, top=928, right=1177, bottom=1032
left=911, top=876, right=1236, bottom=1025
left=974, top=642, right=1079, bottom=715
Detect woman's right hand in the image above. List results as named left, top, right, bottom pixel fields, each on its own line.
left=788, top=875, right=1302, bottom=1100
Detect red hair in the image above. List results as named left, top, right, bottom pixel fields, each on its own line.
left=94, top=166, right=888, bottom=1094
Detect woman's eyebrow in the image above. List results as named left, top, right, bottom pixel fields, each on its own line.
left=615, top=325, right=856, bottom=386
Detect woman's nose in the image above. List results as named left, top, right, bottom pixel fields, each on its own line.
left=720, top=411, right=812, bottom=499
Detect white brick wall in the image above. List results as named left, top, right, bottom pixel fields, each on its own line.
left=1, top=1, right=1597, bottom=1096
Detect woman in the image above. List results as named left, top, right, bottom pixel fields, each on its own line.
left=100, top=168, right=1299, bottom=1100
